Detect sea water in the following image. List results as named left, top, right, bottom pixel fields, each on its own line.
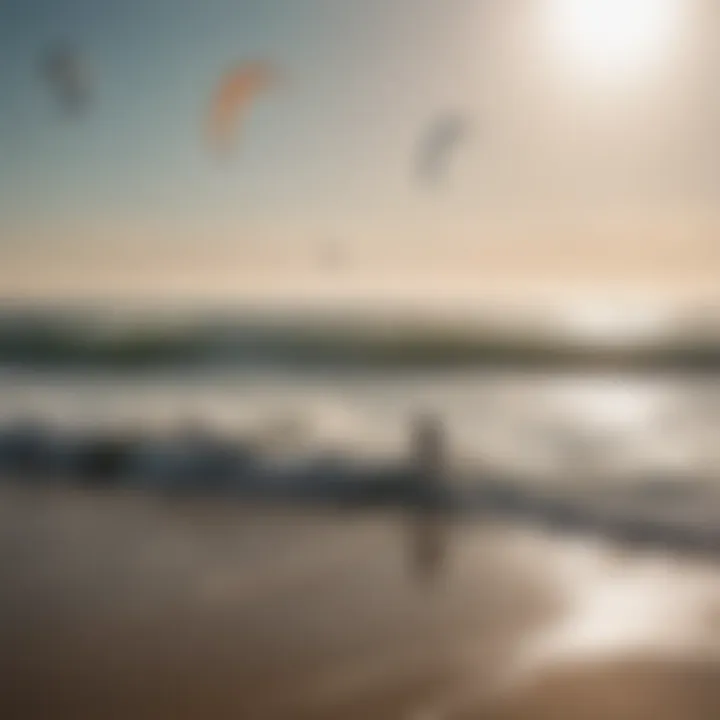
left=1, top=365, right=719, bottom=487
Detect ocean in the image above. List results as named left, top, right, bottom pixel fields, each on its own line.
left=0, top=302, right=719, bottom=498
left=1, top=364, right=719, bottom=487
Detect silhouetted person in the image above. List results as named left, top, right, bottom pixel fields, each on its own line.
left=409, top=412, right=449, bottom=584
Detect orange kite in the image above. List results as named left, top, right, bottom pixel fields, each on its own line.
left=208, top=61, right=276, bottom=154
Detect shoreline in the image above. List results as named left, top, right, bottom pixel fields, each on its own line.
left=2, top=486, right=720, bottom=717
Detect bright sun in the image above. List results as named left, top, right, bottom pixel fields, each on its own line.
left=546, top=0, right=681, bottom=82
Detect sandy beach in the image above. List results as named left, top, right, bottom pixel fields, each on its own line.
left=1, top=484, right=720, bottom=719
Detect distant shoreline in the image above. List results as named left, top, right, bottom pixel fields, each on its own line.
left=0, top=303, right=719, bottom=372
left=3, top=333, right=720, bottom=372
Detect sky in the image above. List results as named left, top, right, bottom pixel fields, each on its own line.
left=3, top=0, right=720, bottom=302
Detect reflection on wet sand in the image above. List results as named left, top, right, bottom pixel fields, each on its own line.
left=1, top=486, right=720, bottom=719
left=454, top=552, right=720, bottom=718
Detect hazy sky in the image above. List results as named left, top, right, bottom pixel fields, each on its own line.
left=3, top=0, right=720, bottom=300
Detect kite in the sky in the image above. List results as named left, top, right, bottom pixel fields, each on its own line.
left=415, top=113, right=470, bottom=187
left=208, top=61, right=277, bottom=155
left=41, top=44, right=93, bottom=114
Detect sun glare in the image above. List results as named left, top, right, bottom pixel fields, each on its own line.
left=546, top=0, right=681, bottom=83
left=561, top=304, right=665, bottom=346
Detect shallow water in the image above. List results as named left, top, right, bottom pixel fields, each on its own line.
left=2, top=486, right=720, bottom=719
left=2, top=366, right=720, bottom=484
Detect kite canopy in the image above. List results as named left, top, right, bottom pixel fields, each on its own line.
left=42, top=44, right=92, bottom=113
left=208, top=61, right=277, bottom=155
left=415, top=114, right=470, bottom=187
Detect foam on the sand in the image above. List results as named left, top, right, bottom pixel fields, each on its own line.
left=508, top=552, right=720, bottom=691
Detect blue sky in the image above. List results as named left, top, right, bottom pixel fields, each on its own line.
left=2, top=0, right=720, bottom=300
left=0, top=1, right=476, bottom=247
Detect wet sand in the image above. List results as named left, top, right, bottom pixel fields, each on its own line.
left=1, top=485, right=720, bottom=719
